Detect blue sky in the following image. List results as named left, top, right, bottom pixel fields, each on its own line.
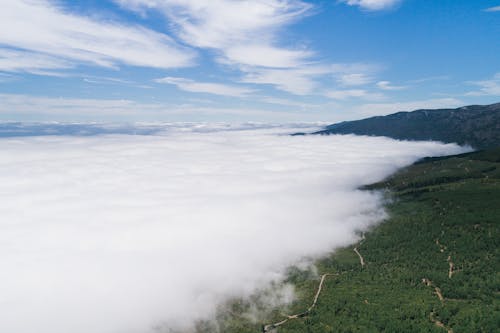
left=0, top=0, right=499, bottom=122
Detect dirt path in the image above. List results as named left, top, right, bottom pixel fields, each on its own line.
left=435, top=287, right=445, bottom=302
left=423, top=279, right=454, bottom=332
left=436, top=239, right=459, bottom=279
left=422, top=278, right=444, bottom=303
left=309, top=273, right=331, bottom=311
left=353, top=247, right=366, bottom=267
left=447, top=256, right=454, bottom=278
left=423, top=237, right=462, bottom=332
left=262, top=273, right=336, bottom=332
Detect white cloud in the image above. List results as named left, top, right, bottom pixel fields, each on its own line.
left=81, top=76, right=152, bottom=89
left=241, top=66, right=330, bottom=95
left=484, top=6, right=500, bottom=12
left=408, top=75, right=450, bottom=84
left=466, top=73, right=500, bottom=96
left=0, top=49, right=73, bottom=74
left=259, top=96, right=321, bottom=109
left=325, top=89, right=385, bottom=100
left=115, top=0, right=313, bottom=68
left=240, top=63, right=380, bottom=96
left=224, top=45, right=314, bottom=68
left=351, top=97, right=464, bottom=117
left=114, top=0, right=327, bottom=95
left=114, top=1, right=384, bottom=95
left=155, top=77, right=254, bottom=97
left=338, top=73, right=373, bottom=86
left=115, top=0, right=311, bottom=49
left=376, top=80, right=407, bottom=90
left=0, top=127, right=466, bottom=333
left=342, top=0, right=402, bottom=11
left=0, top=0, right=195, bottom=73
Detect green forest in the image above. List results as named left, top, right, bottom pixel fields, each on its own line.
left=191, top=148, right=499, bottom=333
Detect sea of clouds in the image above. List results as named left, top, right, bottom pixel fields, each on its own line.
left=0, top=124, right=467, bottom=333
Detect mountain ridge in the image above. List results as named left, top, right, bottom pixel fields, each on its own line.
left=314, top=103, right=500, bottom=149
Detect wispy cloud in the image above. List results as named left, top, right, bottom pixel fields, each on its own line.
left=223, top=45, right=313, bottom=69
left=325, top=89, right=384, bottom=101
left=341, top=0, right=402, bottom=11
left=466, top=73, right=500, bottom=96
left=155, top=77, right=255, bottom=97
left=0, top=49, right=72, bottom=74
left=408, top=75, right=450, bottom=84
left=259, top=96, right=322, bottom=109
left=82, top=76, right=152, bottom=89
left=376, top=80, right=407, bottom=90
left=337, top=73, right=373, bottom=86
left=113, top=0, right=348, bottom=96
left=484, top=6, right=500, bottom=12
left=0, top=0, right=195, bottom=74
left=241, top=66, right=330, bottom=95
left=240, top=63, right=379, bottom=96
left=114, top=0, right=313, bottom=68
left=113, top=1, right=386, bottom=96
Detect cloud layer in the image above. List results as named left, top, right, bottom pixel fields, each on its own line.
left=0, top=126, right=466, bottom=333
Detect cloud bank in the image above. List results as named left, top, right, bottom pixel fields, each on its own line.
left=0, top=126, right=466, bottom=333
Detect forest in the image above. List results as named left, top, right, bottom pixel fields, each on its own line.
left=188, top=148, right=500, bottom=333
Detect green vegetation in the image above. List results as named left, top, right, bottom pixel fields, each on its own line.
left=201, top=148, right=500, bottom=333
left=314, top=103, right=500, bottom=150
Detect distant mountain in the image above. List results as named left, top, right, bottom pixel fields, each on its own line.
left=314, top=103, right=500, bottom=149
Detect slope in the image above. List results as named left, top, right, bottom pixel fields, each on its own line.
left=314, top=103, right=500, bottom=150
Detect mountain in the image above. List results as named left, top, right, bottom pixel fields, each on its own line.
left=314, top=103, right=500, bottom=149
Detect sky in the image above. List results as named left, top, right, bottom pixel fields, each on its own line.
left=0, top=0, right=499, bottom=122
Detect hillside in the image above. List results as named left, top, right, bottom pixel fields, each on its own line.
left=314, top=103, right=500, bottom=150
left=202, top=148, right=500, bottom=333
